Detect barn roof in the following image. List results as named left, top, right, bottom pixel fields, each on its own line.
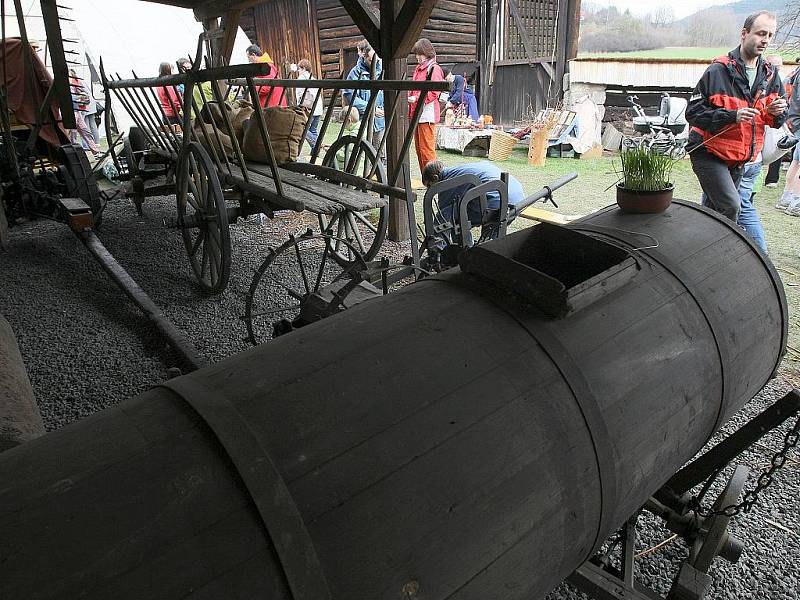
left=140, top=0, right=265, bottom=20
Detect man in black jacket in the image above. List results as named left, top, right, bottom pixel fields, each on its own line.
left=687, top=11, right=787, bottom=222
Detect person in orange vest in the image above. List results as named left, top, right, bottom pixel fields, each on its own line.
left=246, top=44, right=286, bottom=108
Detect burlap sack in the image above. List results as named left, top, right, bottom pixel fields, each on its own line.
left=192, top=100, right=254, bottom=158
left=242, top=106, right=307, bottom=165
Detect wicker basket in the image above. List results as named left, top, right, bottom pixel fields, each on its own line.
left=488, top=130, right=517, bottom=161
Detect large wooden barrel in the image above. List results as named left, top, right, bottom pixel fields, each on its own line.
left=0, top=201, right=786, bottom=600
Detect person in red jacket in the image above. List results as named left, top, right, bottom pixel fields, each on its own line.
left=246, top=44, right=286, bottom=108
left=408, top=38, right=445, bottom=173
left=687, top=11, right=787, bottom=223
left=156, top=62, right=182, bottom=126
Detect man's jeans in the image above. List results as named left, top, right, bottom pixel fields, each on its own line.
left=735, top=161, right=768, bottom=253
left=304, top=115, right=320, bottom=150
left=691, top=146, right=744, bottom=222
left=700, top=159, right=768, bottom=254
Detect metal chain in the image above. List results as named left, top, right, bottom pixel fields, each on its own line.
left=691, top=412, right=800, bottom=518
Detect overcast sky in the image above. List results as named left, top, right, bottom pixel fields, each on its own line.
left=588, top=0, right=736, bottom=19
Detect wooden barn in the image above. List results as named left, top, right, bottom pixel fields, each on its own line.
left=238, top=0, right=581, bottom=125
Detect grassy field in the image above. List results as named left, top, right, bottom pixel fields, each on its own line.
left=579, top=46, right=800, bottom=62
left=427, top=147, right=800, bottom=381
left=579, top=47, right=731, bottom=60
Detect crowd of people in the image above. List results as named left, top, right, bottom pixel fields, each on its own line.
left=68, top=14, right=798, bottom=257
left=141, top=37, right=475, bottom=169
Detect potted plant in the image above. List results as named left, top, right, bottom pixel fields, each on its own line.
left=616, top=143, right=675, bottom=214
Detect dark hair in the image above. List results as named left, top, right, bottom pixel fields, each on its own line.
left=356, top=40, right=372, bottom=54
left=159, top=62, right=172, bottom=77
left=421, top=160, right=444, bottom=187
left=246, top=44, right=263, bottom=56
left=298, top=58, right=313, bottom=73
left=743, top=11, right=776, bottom=31
left=412, top=38, right=436, bottom=59
left=176, top=57, right=191, bottom=72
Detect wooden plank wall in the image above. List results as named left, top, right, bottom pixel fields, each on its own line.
left=505, top=0, right=559, bottom=60
left=487, top=62, right=549, bottom=124
left=315, top=0, right=479, bottom=79
left=241, top=0, right=322, bottom=77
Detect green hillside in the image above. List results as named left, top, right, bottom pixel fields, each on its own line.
left=579, top=47, right=730, bottom=60
left=676, top=0, right=789, bottom=25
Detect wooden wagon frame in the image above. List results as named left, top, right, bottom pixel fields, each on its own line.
left=101, top=37, right=448, bottom=294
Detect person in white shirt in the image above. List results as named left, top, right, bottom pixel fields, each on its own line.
left=295, top=59, right=324, bottom=151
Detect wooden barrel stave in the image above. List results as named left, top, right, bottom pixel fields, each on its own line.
left=0, top=201, right=787, bottom=600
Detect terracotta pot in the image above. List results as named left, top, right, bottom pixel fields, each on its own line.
left=616, top=184, right=674, bottom=214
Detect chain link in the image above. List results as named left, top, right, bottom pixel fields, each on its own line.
left=690, top=412, right=800, bottom=518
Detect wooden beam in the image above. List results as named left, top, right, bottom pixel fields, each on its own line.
left=554, top=0, right=571, bottom=98
left=40, top=0, right=74, bottom=128
left=567, top=0, right=582, bottom=61
left=220, top=9, right=242, bottom=66
left=480, top=0, right=498, bottom=103
left=203, top=17, right=222, bottom=67
left=339, top=0, right=380, bottom=51
left=392, top=0, right=437, bottom=58
left=380, top=0, right=410, bottom=242
left=193, top=0, right=260, bottom=22
left=506, top=0, right=538, bottom=65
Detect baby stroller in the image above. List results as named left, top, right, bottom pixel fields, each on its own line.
left=625, top=93, right=688, bottom=158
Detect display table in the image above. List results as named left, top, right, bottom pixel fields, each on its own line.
left=436, top=126, right=493, bottom=156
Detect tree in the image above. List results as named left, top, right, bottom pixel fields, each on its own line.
left=652, top=6, right=675, bottom=28
left=777, top=1, right=800, bottom=54
left=688, top=9, right=739, bottom=47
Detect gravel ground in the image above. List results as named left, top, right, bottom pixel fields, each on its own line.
left=1, top=192, right=799, bottom=599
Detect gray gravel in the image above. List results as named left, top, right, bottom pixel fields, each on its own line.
left=1, top=192, right=799, bottom=599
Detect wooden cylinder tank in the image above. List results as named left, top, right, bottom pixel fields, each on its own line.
left=0, top=201, right=786, bottom=600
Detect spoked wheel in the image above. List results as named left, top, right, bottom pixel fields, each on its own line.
left=690, top=464, right=750, bottom=572
left=120, top=137, right=140, bottom=178
left=361, top=259, right=432, bottom=294
left=177, top=141, right=231, bottom=294
left=320, top=135, right=388, bottom=266
left=120, top=137, right=146, bottom=215
left=58, top=144, right=104, bottom=227
left=244, top=231, right=369, bottom=346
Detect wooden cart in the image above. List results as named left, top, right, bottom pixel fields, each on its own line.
left=102, top=39, right=448, bottom=294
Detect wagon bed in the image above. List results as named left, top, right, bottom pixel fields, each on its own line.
left=103, top=43, right=447, bottom=293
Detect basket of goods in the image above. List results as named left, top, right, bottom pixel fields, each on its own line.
left=488, top=130, right=517, bottom=161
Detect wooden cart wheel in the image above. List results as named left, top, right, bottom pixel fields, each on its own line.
left=244, top=231, right=368, bottom=346
left=58, top=144, right=104, bottom=227
left=176, top=141, right=231, bottom=294
left=320, top=135, right=388, bottom=266
left=120, top=138, right=146, bottom=215
left=690, top=464, right=750, bottom=573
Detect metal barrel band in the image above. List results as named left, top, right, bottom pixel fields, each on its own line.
left=424, top=275, right=617, bottom=560
left=159, top=377, right=331, bottom=600
left=673, top=199, right=788, bottom=380
left=571, top=222, right=732, bottom=449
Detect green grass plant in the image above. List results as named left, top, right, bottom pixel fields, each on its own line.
left=618, top=145, right=675, bottom=191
